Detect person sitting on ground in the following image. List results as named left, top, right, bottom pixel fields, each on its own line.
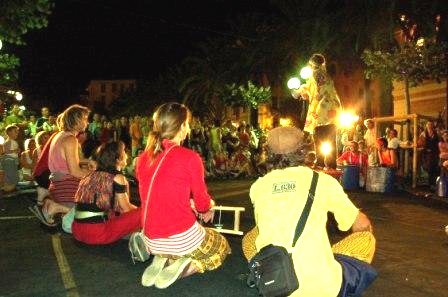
left=242, top=126, right=377, bottom=297
left=376, top=137, right=398, bottom=169
left=20, top=138, right=37, bottom=183
left=72, top=141, right=140, bottom=245
left=32, top=131, right=52, bottom=206
left=136, top=102, right=230, bottom=289
left=30, top=105, right=94, bottom=228
left=1, top=125, right=21, bottom=192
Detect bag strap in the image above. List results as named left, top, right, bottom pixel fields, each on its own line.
left=292, top=170, right=319, bottom=247
left=142, top=145, right=177, bottom=233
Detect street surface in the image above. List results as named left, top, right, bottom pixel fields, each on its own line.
left=0, top=179, right=447, bottom=297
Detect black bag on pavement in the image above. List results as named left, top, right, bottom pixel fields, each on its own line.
left=247, top=171, right=319, bottom=297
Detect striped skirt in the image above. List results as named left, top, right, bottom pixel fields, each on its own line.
left=49, top=174, right=80, bottom=207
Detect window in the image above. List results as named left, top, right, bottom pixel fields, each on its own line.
left=120, top=84, right=125, bottom=92
left=100, top=83, right=106, bottom=93
left=112, top=83, right=117, bottom=92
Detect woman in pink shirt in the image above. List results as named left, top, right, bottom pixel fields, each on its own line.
left=31, top=105, right=93, bottom=227
left=136, top=102, right=229, bottom=289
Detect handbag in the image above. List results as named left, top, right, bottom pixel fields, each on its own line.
left=129, top=145, right=177, bottom=264
left=247, top=171, right=319, bottom=297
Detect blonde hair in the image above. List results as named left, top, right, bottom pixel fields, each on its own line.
left=146, top=102, right=191, bottom=160
left=58, top=104, right=90, bottom=132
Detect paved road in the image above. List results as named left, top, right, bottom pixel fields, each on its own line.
left=0, top=180, right=447, bottom=297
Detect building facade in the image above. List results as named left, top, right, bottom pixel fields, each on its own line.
left=85, top=79, right=136, bottom=109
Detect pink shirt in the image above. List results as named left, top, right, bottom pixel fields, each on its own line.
left=48, top=131, right=72, bottom=174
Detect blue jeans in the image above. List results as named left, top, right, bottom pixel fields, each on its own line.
left=335, top=253, right=378, bottom=297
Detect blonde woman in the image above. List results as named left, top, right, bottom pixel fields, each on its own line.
left=136, top=102, right=229, bottom=289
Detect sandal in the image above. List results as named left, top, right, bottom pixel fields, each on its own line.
left=28, top=205, right=57, bottom=227
left=141, top=256, right=168, bottom=287
left=154, top=257, right=192, bottom=289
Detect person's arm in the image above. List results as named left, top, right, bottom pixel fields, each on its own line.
left=390, top=149, right=398, bottom=168
left=113, top=174, right=137, bottom=212
left=61, top=135, right=90, bottom=178
left=20, top=152, right=30, bottom=169
left=351, top=211, right=372, bottom=233
left=188, top=153, right=214, bottom=219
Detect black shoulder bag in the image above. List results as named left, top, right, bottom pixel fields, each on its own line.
left=247, top=171, right=319, bottom=297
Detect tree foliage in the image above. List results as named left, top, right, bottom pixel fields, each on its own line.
left=362, top=41, right=447, bottom=86
left=223, top=81, right=271, bottom=109
left=0, top=0, right=53, bottom=85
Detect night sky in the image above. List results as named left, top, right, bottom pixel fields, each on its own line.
left=17, top=0, right=270, bottom=111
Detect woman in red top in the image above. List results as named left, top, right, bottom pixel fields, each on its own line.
left=136, top=102, right=230, bottom=289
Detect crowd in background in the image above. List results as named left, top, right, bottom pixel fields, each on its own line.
left=0, top=102, right=446, bottom=193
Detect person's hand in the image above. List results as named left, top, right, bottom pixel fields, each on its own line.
left=200, top=208, right=215, bottom=223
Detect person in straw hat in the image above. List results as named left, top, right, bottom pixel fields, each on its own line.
left=242, top=126, right=377, bottom=297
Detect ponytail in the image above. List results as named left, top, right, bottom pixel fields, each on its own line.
left=144, top=102, right=191, bottom=162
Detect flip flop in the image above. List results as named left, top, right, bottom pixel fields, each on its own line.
left=28, top=205, right=57, bottom=227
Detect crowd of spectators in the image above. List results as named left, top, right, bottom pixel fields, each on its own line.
left=0, top=102, right=446, bottom=193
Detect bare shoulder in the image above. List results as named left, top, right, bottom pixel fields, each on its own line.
left=113, top=174, right=128, bottom=185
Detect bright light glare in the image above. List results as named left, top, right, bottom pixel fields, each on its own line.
left=15, top=92, right=23, bottom=101
left=0, top=39, right=2, bottom=50
left=7, top=90, right=15, bottom=95
left=320, top=142, right=332, bottom=156
left=339, top=112, right=359, bottom=128
left=0, top=136, right=5, bottom=145
left=416, top=38, right=425, bottom=47
left=287, top=77, right=301, bottom=89
left=279, top=117, right=292, bottom=127
left=300, top=66, right=313, bottom=80
left=19, top=105, right=26, bottom=111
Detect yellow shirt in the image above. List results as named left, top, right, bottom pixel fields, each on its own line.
left=250, top=166, right=359, bottom=297
left=299, top=69, right=342, bottom=134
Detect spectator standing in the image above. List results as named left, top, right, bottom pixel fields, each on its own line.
left=118, top=116, right=131, bottom=150
left=36, top=107, right=50, bottom=132
left=418, top=121, right=440, bottom=189
left=387, top=128, right=400, bottom=150
left=364, top=119, right=378, bottom=166
left=130, top=115, right=142, bottom=158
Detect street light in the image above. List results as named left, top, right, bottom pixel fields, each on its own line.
left=300, top=66, right=313, bottom=80
left=0, top=39, right=3, bottom=50
left=287, top=77, right=301, bottom=89
left=15, top=92, right=23, bottom=101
